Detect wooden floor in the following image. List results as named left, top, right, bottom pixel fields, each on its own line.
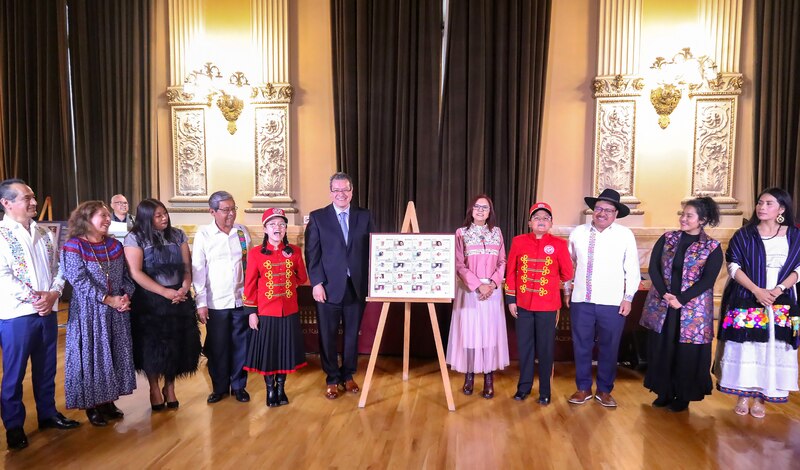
left=4, top=328, right=800, bottom=469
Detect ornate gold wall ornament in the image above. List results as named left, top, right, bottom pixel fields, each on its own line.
left=183, top=62, right=252, bottom=134
left=649, top=48, right=717, bottom=128
left=253, top=105, right=291, bottom=201
left=217, top=92, right=244, bottom=135
left=592, top=75, right=645, bottom=98
left=171, top=107, right=208, bottom=197
left=689, top=73, right=744, bottom=96
left=649, top=84, right=682, bottom=129
left=691, top=97, right=737, bottom=199
left=593, top=100, right=637, bottom=202
left=251, top=83, right=294, bottom=104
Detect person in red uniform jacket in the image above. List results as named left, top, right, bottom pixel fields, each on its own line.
left=505, top=202, right=574, bottom=405
left=242, top=208, right=308, bottom=407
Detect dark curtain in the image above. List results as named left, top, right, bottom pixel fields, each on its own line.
left=331, top=0, right=442, bottom=232
left=753, top=0, right=800, bottom=213
left=439, top=0, right=551, bottom=240
left=67, top=0, right=153, bottom=205
left=0, top=0, right=75, bottom=219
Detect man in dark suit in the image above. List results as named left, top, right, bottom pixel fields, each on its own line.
left=304, top=172, right=374, bottom=400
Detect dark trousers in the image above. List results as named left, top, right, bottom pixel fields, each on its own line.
left=0, top=314, right=58, bottom=429
left=515, top=308, right=557, bottom=396
left=570, top=302, right=626, bottom=393
left=316, top=278, right=363, bottom=385
left=205, top=307, right=249, bottom=393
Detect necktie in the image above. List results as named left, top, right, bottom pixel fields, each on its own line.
left=339, top=212, right=349, bottom=243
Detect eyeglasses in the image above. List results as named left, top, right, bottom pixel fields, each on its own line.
left=112, top=201, right=128, bottom=206
left=216, top=206, right=238, bottom=214
left=594, top=207, right=617, bottom=214
left=331, top=188, right=352, bottom=194
left=532, top=216, right=552, bottom=222
left=265, top=222, right=287, bottom=229
left=473, top=204, right=490, bottom=211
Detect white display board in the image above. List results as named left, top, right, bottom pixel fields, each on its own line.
left=368, top=233, right=456, bottom=300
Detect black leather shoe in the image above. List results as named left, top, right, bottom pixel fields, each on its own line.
left=233, top=389, right=251, bottom=403
left=99, top=402, right=124, bottom=420
left=537, top=395, right=551, bottom=406
left=86, top=408, right=108, bottom=427
left=276, top=374, right=289, bottom=406
left=207, top=392, right=226, bottom=404
left=39, top=412, right=80, bottom=430
left=513, top=391, right=530, bottom=401
left=6, top=427, right=28, bottom=450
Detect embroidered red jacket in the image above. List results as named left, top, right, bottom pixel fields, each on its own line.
left=243, top=244, right=307, bottom=317
left=504, top=233, right=573, bottom=311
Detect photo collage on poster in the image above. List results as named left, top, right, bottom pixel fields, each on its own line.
left=368, top=234, right=456, bottom=299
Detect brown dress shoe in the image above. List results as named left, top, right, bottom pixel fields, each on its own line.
left=595, top=392, right=618, bottom=407
left=325, top=384, right=339, bottom=400
left=342, top=379, right=360, bottom=394
left=567, top=390, right=593, bottom=404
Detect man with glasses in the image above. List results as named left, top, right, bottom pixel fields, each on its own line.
left=566, top=189, right=640, bottom=408
left=109, top=194, right=135, bottom=241
left=191, top=191, right=252, bottom=404
left=304, top=172, right=374, bottom=400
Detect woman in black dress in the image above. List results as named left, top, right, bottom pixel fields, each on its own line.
left=123, top=199, right=201, bottom=411
left=640, top=197, right=722, bottom=412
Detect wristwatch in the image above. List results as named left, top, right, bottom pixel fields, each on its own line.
left=776, top=284, right=787, bottom=292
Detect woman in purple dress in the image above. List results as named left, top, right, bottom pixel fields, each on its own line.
left=61, top=201, right=136, bottom=426
left=446, top=194, right=509, bottom=398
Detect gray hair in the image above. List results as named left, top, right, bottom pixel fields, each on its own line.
left=208, top=190, right=234, bottom=210
left=329, top=172, right=353, bottom=191
left=0, top=179, right=26, bottom=209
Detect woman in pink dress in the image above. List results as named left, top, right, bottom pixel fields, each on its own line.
left=446, top=194, right=509, bottom=398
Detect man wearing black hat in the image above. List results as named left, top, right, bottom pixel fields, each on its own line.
left=566, top=189, right=640, bottom=408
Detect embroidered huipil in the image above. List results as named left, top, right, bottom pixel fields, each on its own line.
left=505, top=233, right=573, bottom=311
left=641, top=230, right=722, bottom=344
left=191, top=222, right=251, bottom=309
left=455, top=224, right=505, bottom=290
left=0, top=216, right=64, bottom=319
left=242, top=243, right=307, bottom=317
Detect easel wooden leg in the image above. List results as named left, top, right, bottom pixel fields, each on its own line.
left=403, top=302, right=411, bottom=381
left=427, top=303, right=455, bottom=411
left=359, top=302, right=391, bottom=408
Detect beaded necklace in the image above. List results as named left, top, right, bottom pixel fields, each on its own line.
left=86, top=237, right=111, bottom=293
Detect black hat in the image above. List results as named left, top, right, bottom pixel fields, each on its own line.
left=584, top=188, right=630, bottom=218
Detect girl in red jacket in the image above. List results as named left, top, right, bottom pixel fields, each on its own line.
left=243, top=208, right=308, bottom=407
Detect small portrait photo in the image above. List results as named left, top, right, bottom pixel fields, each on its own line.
left=375, top=284, right=385, bottom=291
left=394, top=262, right=405, bottom=269
left=432, top=262, right=442, bottom=269
left=395, top=240, right=405, bottom=247
left=435, top=240, right=442, bottom=247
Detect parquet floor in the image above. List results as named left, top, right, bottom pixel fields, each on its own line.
left=3, top=321, right=800, bottom=469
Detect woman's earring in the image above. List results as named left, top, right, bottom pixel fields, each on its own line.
left=777, top=214, right=785, bottom=224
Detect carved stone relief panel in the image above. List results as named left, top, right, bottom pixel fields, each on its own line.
left=594, top=99, right=637, bottom=201
left=692, top=97, right=736, bottom=199
left=253, top=105, right=290, bottom=200
left=171, top=107, right=208, bottom=196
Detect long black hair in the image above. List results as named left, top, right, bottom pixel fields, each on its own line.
left=684, top=196, right=720, bottom=228
left=747, top=187, right=796, bottom=227
left=131, top=198, right=177, bottom=246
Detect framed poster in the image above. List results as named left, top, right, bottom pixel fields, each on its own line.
left=38, top=221, right=68, bottom=251
left=368, top=233, right=456, bottom=300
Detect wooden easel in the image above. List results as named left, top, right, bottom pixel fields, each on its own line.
left=358, top=202, right=456, bottom=411
left=37, top=196, right=53, bottom=221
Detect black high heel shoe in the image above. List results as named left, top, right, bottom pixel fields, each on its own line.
left=99, top=402, right=124, bottom=420
left=162, top=387, right=179, bottom=409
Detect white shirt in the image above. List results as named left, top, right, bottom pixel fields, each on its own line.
left=191, top=222, right=251, bottom=309
left=0, top=216, right=64, bottom=319
left=568, top=222, right=641, bottom=306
